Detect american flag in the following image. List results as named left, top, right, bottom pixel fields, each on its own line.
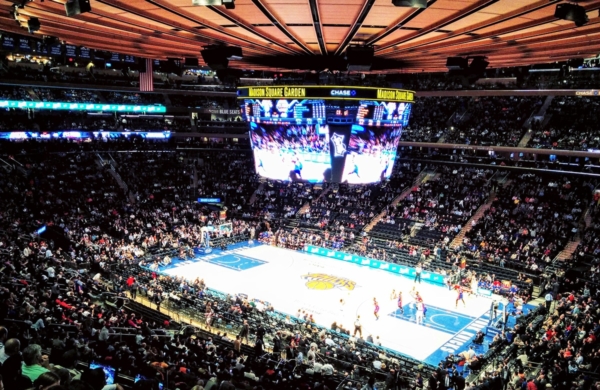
left=139, top=58, right=153, bottom=92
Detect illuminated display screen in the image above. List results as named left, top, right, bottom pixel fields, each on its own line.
left=342, top=125, right=401, bottom=184
left=90, top=363, right=115, bottom=385
left=244, top=99, right=327, bottom=124
left=241, top=86, right=413, bottom=184
left=0, top=131, right=171, bottom=140
left=356, top=101, right=412, bottom=127
left=237, top=86, right=415, bottom=103
left=249, top=121, right=402, bottom=184
left=250, top=122, right=331, bottom=183
left=244, top=99, right=409, bottom=127
left=0, top=100, right=166, bottom=113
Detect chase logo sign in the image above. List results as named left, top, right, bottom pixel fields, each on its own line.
left=575, top=90, right=600, bottom=96
left=302, top=273, right=356, bottom=291
left=330, top=89, right=356, bottom=97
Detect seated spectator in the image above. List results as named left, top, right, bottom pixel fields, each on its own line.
left=22, top=344, right=50, bottom=382
left=32, top=371, right=61, bottom=389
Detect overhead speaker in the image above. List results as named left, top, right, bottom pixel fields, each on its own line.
left=446, top=57, right=468, bottom=70
left=201, top=46, right=242, bottom=69
left=346, top=46, right=374, bottom=71
left=201, top=49, right=229, bottom=70
left=65, top=0, right=92, bottom=17
left=554, top=3, right=588, bottom=27
left=469, top=56, right=489, bottom=73
left=568, top=58, right=584, bottom=68
left=27, top=18, right=40, bottom=33
left=185, top=57, right=199, bottom=67
left=392, top=0, right=427, bottom=8
left=225, top=46, right=243, bottom=60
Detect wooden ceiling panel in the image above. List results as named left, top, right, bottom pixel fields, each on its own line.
left=356, top=27, right=383, bottom=36
left=226, top=7, right=274, bottom=25
left=441, top=12, right=505, bottom=32
left=362, top=0, right=413, bottom=27
left=376, top=29, right=414, bottom=46
left=1, top=0, right=599, bottom=73
left=320, top=0, right=364, bottom=5
left=402, top=9, right=458, bottom=29
left=323, top=26, right=349, bottom=42
left=178, top=5, right=233, bottom=25
left=274, top=5, right=314, bottom=24
left=319, top=4, right=362, bottom=25
left=474, top=0, right=540, bottom=15
left=406, top=32, right=449, bottom=45
left=430, top=0, right=483, bottom=12
left=286, top=25, right=319, bottom=42
left=253, top=26, right=293, bottom=43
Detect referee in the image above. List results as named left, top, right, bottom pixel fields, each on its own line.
left=353, top=316, right=363, bottom=338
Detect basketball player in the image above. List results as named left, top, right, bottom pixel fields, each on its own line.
left=390, top=289, right=397, bottom=300
left=416, top=299, right=424, bottom=325
left=409, top=286, right=418, bottom=310
left=373, top=298, right=380, bottom=320
left=380, top=159, right=390, bottom=181
left=456, top=285, right=466, bottom=308
left=257, top=157, right=266, bottom=174
left=347, top=154, right=360, bottom=178
left=397, top=292, right=404, bottom=315
left=293, top=157, right=303, bottom=179
left=470, top=275, right=479, bottom=297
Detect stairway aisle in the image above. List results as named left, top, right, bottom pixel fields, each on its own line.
left=248, top=180, right=266, bottom=206
left=296, top=185, right=331, bottom=217
left=449, top=191, right=496, bottom=249
left=363, top=170, right=433, bottom=233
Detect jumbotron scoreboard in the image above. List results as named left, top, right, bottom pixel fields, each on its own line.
left=237, top=85, right=415, bottom=184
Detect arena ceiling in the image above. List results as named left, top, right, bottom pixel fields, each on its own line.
left=1, top=0, right=600, bottom=73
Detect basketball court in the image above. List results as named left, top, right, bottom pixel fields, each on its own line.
left=162, top=243, right=506, bottom=366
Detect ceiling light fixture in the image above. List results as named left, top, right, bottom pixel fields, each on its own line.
left=391, top=0, right=427, bottom=8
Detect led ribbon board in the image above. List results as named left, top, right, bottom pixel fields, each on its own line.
left=0, top=100, right=167, bottom=113
left=237, top=86, right=415, bottom=102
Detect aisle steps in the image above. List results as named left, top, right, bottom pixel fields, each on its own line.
left=555, top=239, right=581, bottom=262
left=248, top=181, right=265, bottom=206
left=449, top=192, right=496, bottom=249
left=363, top=170, right=431, bottom=232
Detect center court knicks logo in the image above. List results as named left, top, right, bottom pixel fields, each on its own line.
left=302, top=273, right=356, bottom=291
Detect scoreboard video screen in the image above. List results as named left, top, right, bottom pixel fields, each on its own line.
left=239, top=86, right=414, bottom=184
left=244, top=99, right=327, bottom=124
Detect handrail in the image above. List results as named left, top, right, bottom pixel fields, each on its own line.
left=396, top=157, right=600, bottom=178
